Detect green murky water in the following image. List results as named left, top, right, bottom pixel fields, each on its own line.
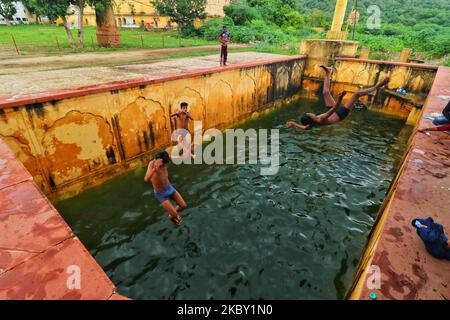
left=56, top=99, right=412, bottom=300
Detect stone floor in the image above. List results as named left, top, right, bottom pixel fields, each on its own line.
left=0, top=139, right=128, bottom=300
left=354, top=66, right=450, bottom=300
left=1, top=50, right=448, bottom=300
left=0, top=51, right=285, bottom=98
left=0, top=44, right=251, bottom=74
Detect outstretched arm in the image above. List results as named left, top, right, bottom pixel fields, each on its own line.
left=319, top=91, right=346, bottom=122
left=287, top=121, right=310, bottom=130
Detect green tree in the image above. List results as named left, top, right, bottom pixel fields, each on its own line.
left=87, top=0, right=121, bottom=47
left=0, top=0, right=17, bottom=26
left=282, top=11, right=305, bottom=28
left=22, top=0, right=41, bottom=23
left=223, top=4, right=261, bottom=26
left=309, top=9, right=327, bottom=27
left=246, top=0, right=297, bottom=27
left=73, top=0, right=86, bottom=49
left=35, top=0, right=77, bottom=48
left=151, top=0, right=207, bottom=36
left=129, top=3, right=136, bottom=20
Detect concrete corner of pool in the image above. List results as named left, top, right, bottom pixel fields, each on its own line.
left=0, top=45, right=449, bottom=300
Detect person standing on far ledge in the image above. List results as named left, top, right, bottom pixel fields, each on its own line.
left=219, top=25, right=230, bottom=66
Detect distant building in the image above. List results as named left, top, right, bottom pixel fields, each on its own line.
left=65, top=0, right=231, bottom=29
left=0, top=1, right=31, bottom=25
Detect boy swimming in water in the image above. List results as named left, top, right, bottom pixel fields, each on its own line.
left=287, top=66, right=390, bottom=130
left=144, top=151, right=186, bottom=225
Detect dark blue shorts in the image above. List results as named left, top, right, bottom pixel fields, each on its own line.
left=335, top=105, right=350, bottom=120
left=154, top=184, right=177, bottom=203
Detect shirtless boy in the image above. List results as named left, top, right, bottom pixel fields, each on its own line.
left=171, top=102, right=194, bottom=139
left=287, top=66, right=389, bottom=130
left=144, top=151, right=187, bottom=225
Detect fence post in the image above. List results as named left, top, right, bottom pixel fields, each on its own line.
left=55, top=36, right=61, bottom=52
left=141, top=34, right=144, bottom=48
left=11, top=35, right=20, bottom=56
left=91, top=35, right=95, bottom=51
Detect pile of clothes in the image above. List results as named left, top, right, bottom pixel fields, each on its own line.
left=412, top=217, right=450, bottom=260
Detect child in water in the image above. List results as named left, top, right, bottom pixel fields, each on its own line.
left=170, top=102, right=195, bottom=158
left=144, top=151, right=186, bottom=225
left=287, top=66, right=390, bottom=130
left=170, top=102, right=194, bottom=141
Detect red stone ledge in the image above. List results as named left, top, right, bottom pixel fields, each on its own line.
left=0, top=55, right=306, bottom=110
left=353, top=66, right=450, bottom=300
left=335, top=57, right=439, bottom=70
left=0, top=138, right=126, bottom=300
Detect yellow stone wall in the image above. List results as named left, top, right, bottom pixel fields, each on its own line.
left=299, top=39, right=436, bottom=120
left=0, top=40, right=439, bottom=201
left=0, top=59, right=304, bottom=200
left=299, top=39, right=359, bottom=78
left=330, top=59, right=436, bottom=118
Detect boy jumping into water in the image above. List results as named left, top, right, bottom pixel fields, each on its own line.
left=171, top=102, right=194, bottom=141
left=144, top=151, right=186, bottom=225
left=170, top=102, right=195, bottom=157
left=287, top=66, right=390, bottom=130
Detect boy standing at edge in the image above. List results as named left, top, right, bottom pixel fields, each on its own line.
left=219, top=25, right=230, bottom=66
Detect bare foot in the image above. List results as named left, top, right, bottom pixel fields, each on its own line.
left=319, top=65, right=332, bottom=74
left=377, top=77, right=390, bottom=88
left=170, top=214, right=182, bottom=226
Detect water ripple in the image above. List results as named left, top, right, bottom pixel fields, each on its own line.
left=56, top=99, right=411, bottom=300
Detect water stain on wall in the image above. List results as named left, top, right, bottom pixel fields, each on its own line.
left=0, top=59, right=306, bottom=200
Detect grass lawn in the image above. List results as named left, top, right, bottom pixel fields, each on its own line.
left=0, top=24, right=218, bottom=57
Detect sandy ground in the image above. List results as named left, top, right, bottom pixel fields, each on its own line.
left=0, top=51, right=286, bottom=98
left=0, top=44, right=250, bottom=75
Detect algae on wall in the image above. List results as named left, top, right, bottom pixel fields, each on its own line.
left=0, top=59, right=305, bottom=200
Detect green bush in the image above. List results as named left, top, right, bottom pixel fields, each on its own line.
left=282, top=11, right=305, bottom=29
left=425, top=33, right=450, bottom=57
left=223, top=4, right=261, bottom=26
left=197, top=1, right=450, bottom=62
left=199, top=18, right=230, bottom=41
left=443, top=57, right=450, bottom=67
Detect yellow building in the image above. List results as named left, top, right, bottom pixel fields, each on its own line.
left=65, top=0, right=231, bottom=29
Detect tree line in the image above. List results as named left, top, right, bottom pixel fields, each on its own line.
left=198, top=0, right=449, bottom=61
left=0, top=0, right=121, bottom=48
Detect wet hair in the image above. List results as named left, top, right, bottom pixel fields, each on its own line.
left=155, top=150, right=171, bottom=164
left=411, top=219, right=419, bottom=228
left=300, top=112, right=315, bottom=126
left=180, top=102, right=188, bottom=109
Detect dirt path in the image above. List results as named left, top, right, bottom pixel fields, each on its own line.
left=0, top=44, right=251, bottom=75
left=0, top=51, right=287, bottom=98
